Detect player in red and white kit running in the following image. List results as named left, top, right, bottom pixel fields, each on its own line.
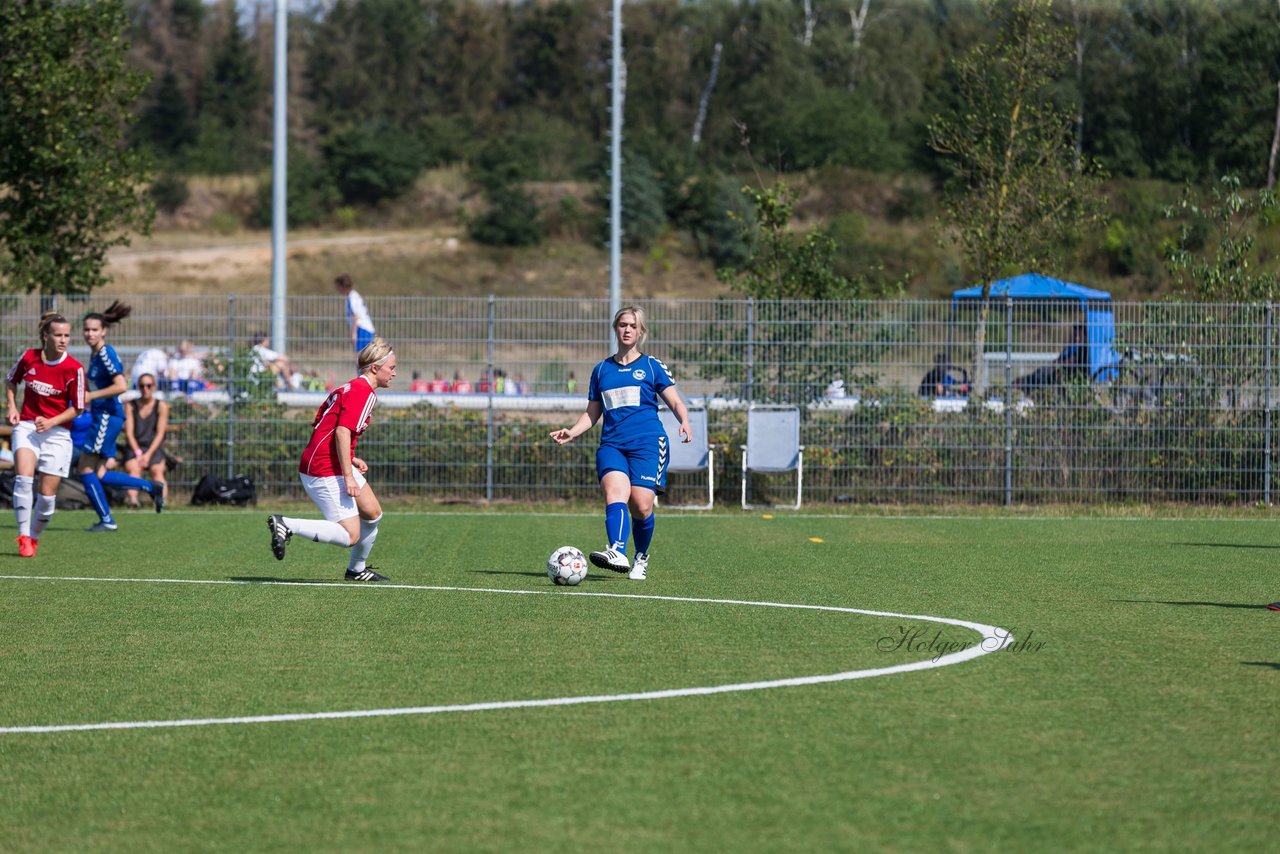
left=5, top=311, right=86, bottom=557
left=266, top=337, right=397, bottom=581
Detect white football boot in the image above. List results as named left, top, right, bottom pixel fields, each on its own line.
left=629, top=553, right=648, bottom=581
left=589, top=547, right=630, bottom=573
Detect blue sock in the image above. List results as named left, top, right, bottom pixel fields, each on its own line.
left=101, top=471, right=155, bottom=494
left=632, top=514, right=655, bottom=555
left=605, top=502, right=630, bottom=554
left=80, top=472, right=114, bottom=525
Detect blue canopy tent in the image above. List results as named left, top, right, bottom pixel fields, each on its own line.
left=952, top=273, right=1120, bottom=381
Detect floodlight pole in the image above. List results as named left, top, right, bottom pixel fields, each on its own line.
left=269, top=0, right=288, bottom=354
left=608, top=0, right=623, bottom=321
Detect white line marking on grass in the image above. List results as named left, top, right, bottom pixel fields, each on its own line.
left=146, top=508, right=1275, bottom=523
left=0, top=574, right=1013, bottom=735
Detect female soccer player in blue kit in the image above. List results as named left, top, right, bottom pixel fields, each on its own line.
left=550, top=306, right=691, bottom=581
left=78, top=302, right=163, bottom=531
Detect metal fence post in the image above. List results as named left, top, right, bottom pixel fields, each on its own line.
left=1266, top=302, right=1273, bottom=504
left=486, top=294, right=495, bottom=502
left=746, top=297, right=755, bottom=405
left=1004, top=296, right=1013, bottom=506
left=227, top=294, right=236, bottom=479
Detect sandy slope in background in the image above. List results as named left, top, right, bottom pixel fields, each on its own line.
left=102, top=228, right=727, bottom=299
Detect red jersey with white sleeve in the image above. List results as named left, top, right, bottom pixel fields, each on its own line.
left=6, top=349, right=85, bottom=422
left=298, top=376, right=378, bottom=477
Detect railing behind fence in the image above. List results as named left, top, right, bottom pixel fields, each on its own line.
left=1, top=294, right=1274, bottom=505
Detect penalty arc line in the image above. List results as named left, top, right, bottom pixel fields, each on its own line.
left=0, top=574, right=1014, bottom=735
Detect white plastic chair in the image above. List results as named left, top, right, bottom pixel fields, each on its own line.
left=740, top=406, right=804, bottom=510
left=659, top=407, right=715, bottom=510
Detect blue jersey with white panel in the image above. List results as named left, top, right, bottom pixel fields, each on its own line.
left=86, top=344, right=125, bottom=417
left=588, top=353, right=675, bottom=446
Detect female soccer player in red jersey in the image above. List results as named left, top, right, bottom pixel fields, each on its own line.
left=266, top=337, right=397, bottom=581
left=5, top=312, right=86, bottom=557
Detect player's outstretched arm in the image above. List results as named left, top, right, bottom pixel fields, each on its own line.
left=660, top=386, right=693, bottom=443
left=86, top=373, right=128, bottom=403
left=550, top=400, right=602, bottom=445
left=5, top=382, right=18, bottom=426
left=334, top=426, right=362, bottom=496
left=36, top=405, right=81, bottom=433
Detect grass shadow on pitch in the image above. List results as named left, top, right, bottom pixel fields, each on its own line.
left=228, top=575, right=348, bottom=585
left=470, top=569, right=615, bottom=583
left=1240, top=661, right=1280, bottom=670
left=1173, top=542, right=1280, bottom=550
left=1113, top=598, right=1272, bottom=610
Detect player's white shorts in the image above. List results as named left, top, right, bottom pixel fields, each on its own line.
left=299, top=470, right=366, bottom=522
left=11, top=421, right=74, bottom=478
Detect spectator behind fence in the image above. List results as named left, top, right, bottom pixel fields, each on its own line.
left=1013, top=324, right=1088, bottom=395
left=453, top=371, right=473, bottom=394
left=299, top=369, right=326, bottom=392
left=410, top=371, right=430, bottom=393
left=167, top=339, right=207, bottom=395
left=250, top=333, right=299, bottom=390
left=1, top=424, right=12, bottom=470
left=919, top=352, right=969, bottom=398
left=334, top=273, right=377, bottom=353
left=427, top=372, right=452, bottom=393
left=122, top=373, right=170, bottom=508
left=131, top=346, right=170, bottom=390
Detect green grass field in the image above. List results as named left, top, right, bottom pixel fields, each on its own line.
left=1, top=507, right=1276, bottom=851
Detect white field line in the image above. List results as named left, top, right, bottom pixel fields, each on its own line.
left=0, top=575, right=1012, bottom=735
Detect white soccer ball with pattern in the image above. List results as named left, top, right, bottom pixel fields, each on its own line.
left=547, top=546, right=588, bottom=586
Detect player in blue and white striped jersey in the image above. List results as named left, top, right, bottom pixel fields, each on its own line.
left=550, top=306, right=692, bottom=581
left=78, top=303, right=164, bottom=532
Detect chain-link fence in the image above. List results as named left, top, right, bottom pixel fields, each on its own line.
left=2, top=293, right=1275, bottom=505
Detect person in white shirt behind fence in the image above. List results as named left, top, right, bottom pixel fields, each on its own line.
left=335, top=273, right=377, bottom=354
left=167, top=339, right=207, bottom=395
left=131, top=346, right=170, bottom=390
left=250, top=333, right=299, bottom=390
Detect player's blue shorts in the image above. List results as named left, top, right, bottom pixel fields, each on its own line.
left=596, top=435, right=669, bottom=495
left=356, top=328, right=375, bottom=352
left=81, top=411, right=124, bottom=458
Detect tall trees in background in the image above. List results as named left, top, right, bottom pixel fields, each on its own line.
left=102, top=0, right=1280, bottom=275
left=193, top=2, right=267, bottom=173
left=931, top=0, right=1107, bottom=289
left=1198, top=0, right=1280, bottom=186
left=929, top=0, right=1106, bottom=385
left=1080, top=0, right=1208, bottom=181
left=0, top=0, right=154, bottom=294
left=116, top=0, right=1280, bottom=190
left=1, top=0, right=1272, bottom=295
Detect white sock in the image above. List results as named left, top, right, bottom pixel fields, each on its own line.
left=281, top=517, right=352, bottom=547
left=12, top=475, right=33, bottom=538
left=347, top=514, right=381, bottom=572
left=32, top=494, right=57, bottom=540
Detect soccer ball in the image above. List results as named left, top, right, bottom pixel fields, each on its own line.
left=547, top=546, right=588, bottom=586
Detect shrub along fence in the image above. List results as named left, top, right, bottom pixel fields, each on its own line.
left=1, top=294, right=1274, bottom=505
